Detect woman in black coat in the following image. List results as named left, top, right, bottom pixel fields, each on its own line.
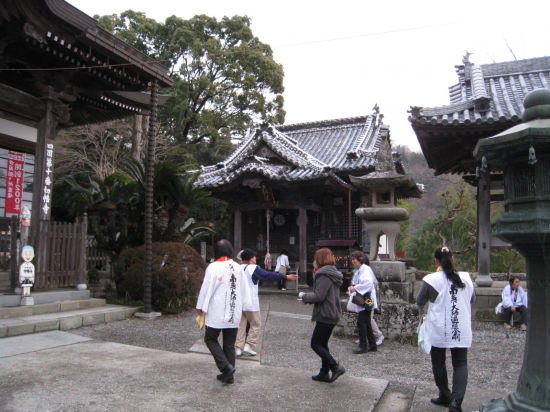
left=299, top=248, right=345, bottom=383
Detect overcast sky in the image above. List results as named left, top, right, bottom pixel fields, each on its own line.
left=68, top=0, right=550, bottom=152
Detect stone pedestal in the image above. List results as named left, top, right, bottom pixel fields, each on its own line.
left=20, top=296, right=34, bottom=306
left=370, top=261, right=413, bottom=304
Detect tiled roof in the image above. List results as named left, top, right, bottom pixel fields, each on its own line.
left=409, top=56, right=550, bottom=126
left=194, top=115, right=387, bottom=189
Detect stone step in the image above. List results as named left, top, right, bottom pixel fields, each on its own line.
left=0, top=298, right=106, bottom=319
left=0, top=305, right=140, bottom=338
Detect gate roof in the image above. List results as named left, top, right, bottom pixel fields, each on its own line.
left=409, top=55, right=550, bottom=175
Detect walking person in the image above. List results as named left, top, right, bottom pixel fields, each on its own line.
left=349, top=251, right=377, bottom=354
left=236, top=248, right=297, bottom=357
left=501, top=275, right=529, bottom=330
left=298, top=248, right=346, bottom=383
left=196, top=240, right=252, bottom=385
left=416, top=247, right=475, bottom=412
left=351, top=251, right=384, bottom=347
left=275, top=249, right=290, bottom=290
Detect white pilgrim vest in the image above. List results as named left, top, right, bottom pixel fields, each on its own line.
left=241, top=263, right=260, bottom=311
left=423, top=271, right=474, bottom=348
left=196, top=260, right=251, bottom=329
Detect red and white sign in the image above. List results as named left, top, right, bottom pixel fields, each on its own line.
left=6, top=151, right=25, bottom=214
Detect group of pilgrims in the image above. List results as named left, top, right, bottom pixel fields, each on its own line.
left=196, top=240, right=526, bottom=412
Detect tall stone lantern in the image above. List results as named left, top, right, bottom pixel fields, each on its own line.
left=474, top=88, right=550, bottom=412
left=351, top=130, right=421, bottom=261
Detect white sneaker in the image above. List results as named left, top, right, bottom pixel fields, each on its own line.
left=354, top=339, right=360, bottom=344
left=236, top=347, right=242, bottom=357
left=243, top=343, right=257, bottom=356
left=281, top=288, right=286, bottom=291
left=376, top=336, right=384, bottom=346
left=504, top=323, right=512, bottom=330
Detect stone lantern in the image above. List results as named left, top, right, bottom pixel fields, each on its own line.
left=474, top=88, right=550, bottom=412
left=350, top=129, right=422, bottom=308
left=351, top=130, right=421, bottom=261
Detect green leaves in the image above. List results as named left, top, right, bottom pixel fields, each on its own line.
left=96, top=10, right=285, bottom=145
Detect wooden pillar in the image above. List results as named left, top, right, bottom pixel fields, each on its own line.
left=31, top=93, right=58, bottom=285
left=299, top=207, right=307, bottom=280
left=476, top=169, right=493, bottom=287
left=234, top=209, right=242, bottom=255
left=77, top=214, right=88, bottom=287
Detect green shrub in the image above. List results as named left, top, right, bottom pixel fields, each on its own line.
left=114, top=242, right=206, bottom=314
left=87, top=267, right=100, bottom=286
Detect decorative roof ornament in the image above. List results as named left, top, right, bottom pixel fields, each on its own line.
left=462, top=51, right=473, bottom=65
left=349, top=129, right=422, bottom=199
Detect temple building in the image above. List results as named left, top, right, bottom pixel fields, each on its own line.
left=195, top=111, right=422, bottom=283
left=0, top=0, right=172, bottom=288
left=408, top=54, right=550, bottom=285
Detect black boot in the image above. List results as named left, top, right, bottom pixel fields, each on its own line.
left=329, top=363, right=346, bottom=383
left=220, top=364, right=235, bottom=383
left=216, top=373, right=234, bottom=384
left=430, top=395, right=451, bottom=407
left=311, top=368, right=330, bottom=382
left=449, top=399, right=463, bottom=412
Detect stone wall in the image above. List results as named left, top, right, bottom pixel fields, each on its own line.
left=338, top=300, right=420, bottom=338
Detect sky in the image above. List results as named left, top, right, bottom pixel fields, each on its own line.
left=67, top=0, right=550, bottom=152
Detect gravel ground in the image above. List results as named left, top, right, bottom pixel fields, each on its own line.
left=70, top=294, right=525, bottom=396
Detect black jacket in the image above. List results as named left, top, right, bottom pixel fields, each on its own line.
left=302, top=265, right=343, bottom=325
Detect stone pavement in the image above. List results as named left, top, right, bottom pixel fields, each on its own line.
left=0, top=295, right=511, bottom=412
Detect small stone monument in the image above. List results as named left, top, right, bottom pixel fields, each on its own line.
left=19, top=245, right=35, bottom=306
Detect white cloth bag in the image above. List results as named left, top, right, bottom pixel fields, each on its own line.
left=347, top=292, right=357, bottom=312
left=417, top=315, right=432, bottom=355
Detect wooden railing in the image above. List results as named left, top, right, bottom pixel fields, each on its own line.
left=86, top=238, right=110, bottom=271
left=28, top=215, right=88, bottom=290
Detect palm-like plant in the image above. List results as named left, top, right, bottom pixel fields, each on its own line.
left=66, top=173, right=138, bottom=252
left=178, top=218, right=215, bottom=244
left=120, top=158, right=215, bottom=241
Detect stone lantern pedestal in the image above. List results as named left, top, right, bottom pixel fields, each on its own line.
left=475, top=88, right=550, bottom=412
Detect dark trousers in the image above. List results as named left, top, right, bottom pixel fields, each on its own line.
left=430, top=346, right=468, bottom=401
left=204, top=326, right=238, bottom=372
left=277, top=278, right=286, bottom=290
left=357, top=309, right=376, bottom=348
left=311, top=321, right=337, bottom=371
left=504, top=305, right=529, bottom=325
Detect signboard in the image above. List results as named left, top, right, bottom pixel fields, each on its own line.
left=41, top=143, right=54, bottom=219
left=6, top=151, right=25, bottom=214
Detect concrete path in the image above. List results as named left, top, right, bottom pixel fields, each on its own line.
left=0, top=331, right=388, bottom=412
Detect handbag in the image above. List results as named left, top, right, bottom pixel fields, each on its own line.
left=279, top=265, right=287, bottom=275
left=417, top=315, right=431, bottom=354
left=352, top=291, right=374, bottom=309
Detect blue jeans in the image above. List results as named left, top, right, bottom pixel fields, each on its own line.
left=310, top=321, right=337, bottom=371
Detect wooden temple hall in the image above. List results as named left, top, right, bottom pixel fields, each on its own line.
left=409, top=54, right=550, bottom=286
left=195, top=112, right=422, bottom=284
left=0, top=0, right=173, bottom=289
